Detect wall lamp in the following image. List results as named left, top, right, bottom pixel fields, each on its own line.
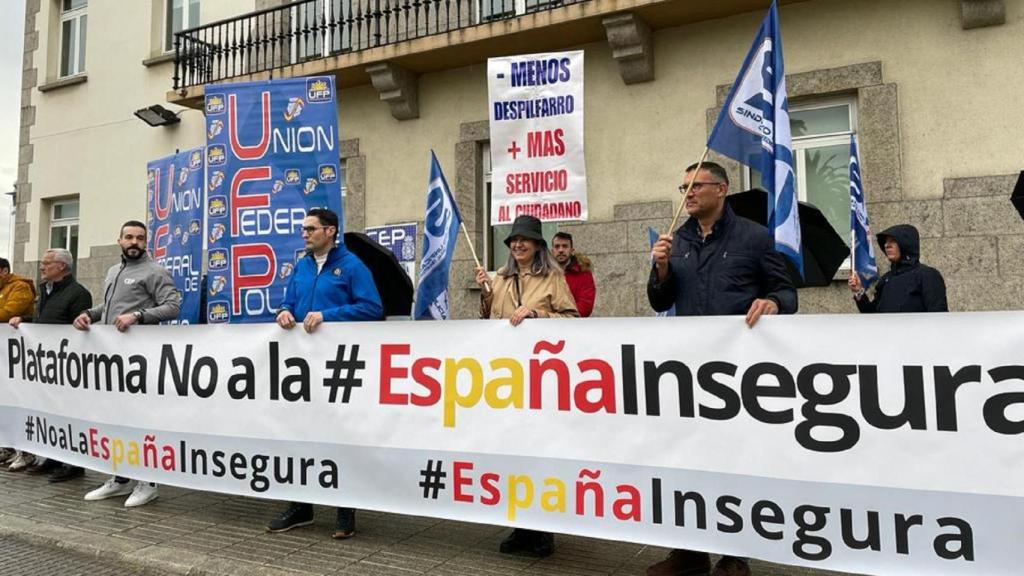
left=134, top=104, right=182, bottom=127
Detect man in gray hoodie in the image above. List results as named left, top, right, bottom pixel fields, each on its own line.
left=73, top=220, right=181, bottom=507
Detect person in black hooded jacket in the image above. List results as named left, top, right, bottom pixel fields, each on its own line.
left=848, top=224, right=947, bottom=312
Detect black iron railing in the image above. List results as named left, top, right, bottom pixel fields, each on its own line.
left=173, top=0, right=583, bottom=90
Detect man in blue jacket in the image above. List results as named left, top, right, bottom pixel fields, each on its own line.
left=646, top=162, right=797, bottom=576
left=266, top=208, right=383, bottom=538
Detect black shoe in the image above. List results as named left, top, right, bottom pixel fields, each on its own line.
left=26, top=458, right=62, bottom=475
left=266, top=502, right=314, bottom=532
left=48, top=465, right=84, bottom=483
left=530, top=531, right=554, bottom=557
left=332, top=507, right=356, bottom=539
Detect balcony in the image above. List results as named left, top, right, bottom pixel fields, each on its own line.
left=168, top=0, right=792, bottom=109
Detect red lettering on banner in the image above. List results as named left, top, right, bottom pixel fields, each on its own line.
left=231, top=244, right=275, bottom=315
left=230, top=166, right=272, bottom=236
left=526, top=129, right=565, bottom=158
left=380, top=344, right=410, bottom=405
left=153, top=166, right=174, bottom=220
left=228, top=92, right=271, bottom=160
left=152, top=223, right=170, bottom=259
left=453, top=461, right=474, bottom=503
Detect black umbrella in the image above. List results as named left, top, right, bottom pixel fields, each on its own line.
left=1011, top=171, right=1024, bottom=221
left=343, top=232, right=414, bottom=317
left=725, top=188, right=849, bottom=288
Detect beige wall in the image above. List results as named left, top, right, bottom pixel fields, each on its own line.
left=24, top=0, right=255, bottom=264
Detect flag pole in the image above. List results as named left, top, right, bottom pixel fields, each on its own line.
left=459, top=221, right=490, bottom=293
left=667, top=146, right=711, bottom=235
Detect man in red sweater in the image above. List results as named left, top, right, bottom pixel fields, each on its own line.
left=551, top=232, right=596, bottom=317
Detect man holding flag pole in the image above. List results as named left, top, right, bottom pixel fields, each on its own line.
left=647, top=2, right=796, bottom=574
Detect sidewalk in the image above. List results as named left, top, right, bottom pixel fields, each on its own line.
left=0, top=467, right=855, bottom=576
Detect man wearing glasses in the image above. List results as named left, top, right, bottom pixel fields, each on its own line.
left=646, top=162, right=796, bottom=576
left=266, top=208, right=383, bottom=538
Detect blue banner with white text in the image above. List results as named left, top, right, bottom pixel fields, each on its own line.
left=204, top=77, right=342, bottom=323
left=146, top=147, right=205, bottom=325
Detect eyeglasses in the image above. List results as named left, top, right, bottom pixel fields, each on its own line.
left=678, top=181, right=724, bottom=194
left=301, top=226, right=330, bottom=234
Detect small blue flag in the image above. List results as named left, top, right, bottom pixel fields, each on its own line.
left=849, top=136, right=878, bottom=288
left=414, top=152, right=463, bottom=320
left=648, top=227, right=674, bottom=317
left=706, top=0, right=802, bottom=276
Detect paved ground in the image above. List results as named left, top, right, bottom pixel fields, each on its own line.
left=0, top=536, right=172, bottom=576
left=0, top=467, right=856, bottom=576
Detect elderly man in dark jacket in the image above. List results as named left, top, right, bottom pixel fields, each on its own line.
left=848, top=224, right=947, bottom=312
left=8, top=248, right=93, bottom=481
left=646, top=161, right=797, bottom=576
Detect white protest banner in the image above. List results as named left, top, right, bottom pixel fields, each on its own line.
left=488, top=50, right=587, bottom=224
left=2, top=313, right=1023, bottom=575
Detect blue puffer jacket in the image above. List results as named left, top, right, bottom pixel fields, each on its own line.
left=280, top=244, right=384, bottom=322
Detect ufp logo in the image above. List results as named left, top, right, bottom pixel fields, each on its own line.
left=206, top=94, right=225, bottom=115
left=306, top=77, right=332, bottom=102
left=207, top=302, right=229, bottom=323
left=207, top=145, right=226, bottom=166
left=284, top=169, right=300, bottom=184
left=189, top=150, right=202, bottom=169
left=208, top=249, right=229, bottom=270
left=284, top=97, right=305, bottom=122
left=319, top=164, right=337, bottom=183
left=208, top=195, right=227, bottom=217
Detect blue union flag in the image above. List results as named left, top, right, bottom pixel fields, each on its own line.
left=414, top=152, right=463, bottom=320
left=849, top=135, right=878, bottom=287
left=706, top=0, right=802, bottom=276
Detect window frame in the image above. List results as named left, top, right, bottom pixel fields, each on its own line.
left=48, top=199, right=80, bottom=274
left=291, top=0, right=351, bottom=63
left=164, top=0, right=201, bottom=53
left=59, top=0, right=88, bottom=78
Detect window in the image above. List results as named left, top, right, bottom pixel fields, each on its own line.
left=165, top=0, right=200, bottom=53
left=746, top=96, right=857, bottom=249
left=59, top=0, right=88, bottom=78
left=293, top=0, right=350, bottom=62
left=481, top=142, right=557, bottom=270
left=49, top=200, right=80, bottom=274
left=478, top=0, right=561, bottom=22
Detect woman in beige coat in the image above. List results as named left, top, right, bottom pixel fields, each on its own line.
left=475, top=215, right=579, bottom=325
left=473, top=215, right=578, bottom=558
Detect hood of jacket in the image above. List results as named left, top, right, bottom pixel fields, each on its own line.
left=876, top=224, right=920, bottom=267
left=567, top=252, right=592, bottom=273
left=0, top=273, right=37, bottom=298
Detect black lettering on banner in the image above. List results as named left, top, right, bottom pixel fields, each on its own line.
left=934, top=517, right=974, bottom=561
left=984, top=365, right=1024, bottom=434
left=795, top=364, right=859, bottom=453
left=673, top=491, right=707, bottom=529
left=934, top=365, right=981, bottom=431
left=621, top=345, right=638, bottom=415
left=698, top=362, right=741, bottom=420
left=751, top=500, right=785, bottom=540
left=841, top=508, right=881, bottom=551
left=860, top=365, right=927, bottom=430
left=228, top=357, right=256, bottom=400
left=644, top=360, right=693, bottom=417
left=895, top=513, right=924, bottom=555
left=793, top=505, right=832, bottom=561
left=716, top=495, right=744, bottom=533
left=741, top=362, right=796, bottom=424
left=650, top=477, right=662, bottom=525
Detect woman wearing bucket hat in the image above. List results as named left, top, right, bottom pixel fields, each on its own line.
left=474, top=214, right=578, bottom=557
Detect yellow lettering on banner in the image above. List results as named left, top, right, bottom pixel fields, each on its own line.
left=127, top=441, right=140, bottom=466
left=486, top=358, right=524, bottom=409
left=111, top=439, right=124, bottom=471
left=507, top=475, right=534, bottom=521
left=541, top=478, right=566, bottom=512
left=444, top=358, right=483, bottom=427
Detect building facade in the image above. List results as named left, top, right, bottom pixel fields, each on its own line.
left=14, top=0, right=1024, bottom=320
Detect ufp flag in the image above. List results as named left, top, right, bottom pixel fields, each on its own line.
left=414, top=152, right=462, bottom=320
left=849, top=135, right=878, bottom=287
left=706, top=0, right=802, bottom=275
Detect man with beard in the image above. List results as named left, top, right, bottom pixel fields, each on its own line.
left=551, top=232, right=596, bottom=317
left=74, top=220, right=181, bottom=507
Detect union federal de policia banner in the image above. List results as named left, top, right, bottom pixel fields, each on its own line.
left=204, top=76, right=343, bottom=323
left=1, top=313, right=1023, bottom=576
left=488, top=50, right=587, bottom=224
left=146, top=147, right=205, bottom=324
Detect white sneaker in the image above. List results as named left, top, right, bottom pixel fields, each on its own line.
left=124, top=483, right=159, bottom=508
left=7, top=451, right=35, bottom=471
left=84, top=477, right=135, bottom=501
